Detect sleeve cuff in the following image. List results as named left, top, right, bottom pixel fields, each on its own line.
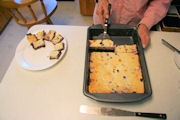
left=139, top=17, right=154, bottom=30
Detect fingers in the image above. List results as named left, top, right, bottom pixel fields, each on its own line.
left=141, top=34, right=150, bottom=48
left=138, top=24, right=151, bottom=48
left=100, top=13, right=105, bottom=26
left=96, top=0, right=109, bottom=26
left=103, top=5, right=109, bottom=18
left=96, top=7, right=105, bottom=26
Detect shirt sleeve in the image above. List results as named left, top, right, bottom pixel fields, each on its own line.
left=139, top=0, right=172, bottom=30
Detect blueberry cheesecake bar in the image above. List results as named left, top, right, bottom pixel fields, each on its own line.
left=49, top=50, right=61, bottom=59
left=51, top=33, right=64, bottom=45
left=31, top=39, right=45, bottom=50
left=44, top=30, right=56, bottom=41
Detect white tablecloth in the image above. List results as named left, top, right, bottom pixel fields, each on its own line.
left=0, top=25, right=180, bottom=120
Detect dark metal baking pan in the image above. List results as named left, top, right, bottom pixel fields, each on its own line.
left=83, top=24, right=152, bottom=103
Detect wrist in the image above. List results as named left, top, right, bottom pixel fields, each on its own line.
left=138, top=24, right=148, bottom=30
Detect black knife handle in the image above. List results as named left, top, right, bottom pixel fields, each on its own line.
left=136, top=112, right=167, bottom=119
left=108, top=4, right=111, bottom=16
left=104, top=4, right=111, bottom=33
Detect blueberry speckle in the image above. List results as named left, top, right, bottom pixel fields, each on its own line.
left=114, top=91, right=118, bottom=93
left=140, top=79, right=143, bottom=82
left=123, top=76, right=126, bottom=79
left=121, top=90, right=125, bottom=93
left=90, top=67, right=95, bottom=69
left=117, top=69, right=119, bottom=72
left=109, top=81, right=112, bottom=84
left=107, top=53, right=109, bottom=56
left=112, top=88, right=115, bottom=92
left=90, top=60, right=93, bottom=63
left=137, top=66, right=141, bottom=72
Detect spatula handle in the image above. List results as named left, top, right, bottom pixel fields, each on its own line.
left=108, top=4, right=111, bottom=16
left=136, top=112, right=167, bottom=119
left=104, top=4, right=111, bottom=33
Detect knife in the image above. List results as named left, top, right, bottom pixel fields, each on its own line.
left=162, top=39, right=180, bottom=53
left=80, top=105, right=167, bottom=119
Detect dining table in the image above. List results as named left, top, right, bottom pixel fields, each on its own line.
left=0, top=25, right=180, bottom=120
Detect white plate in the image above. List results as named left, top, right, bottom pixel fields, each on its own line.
left=15, top=31, right=67, bottom=71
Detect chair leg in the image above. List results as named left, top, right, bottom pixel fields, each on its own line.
left=46, top=18, right=53, bottom=24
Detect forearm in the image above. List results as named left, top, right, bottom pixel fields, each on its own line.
left=140, top=0, right=172, bottom=30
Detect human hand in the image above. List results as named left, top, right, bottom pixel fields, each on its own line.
left=138, top=24, right=151, bottom=48
left=96, top=0, right=109, bottom=26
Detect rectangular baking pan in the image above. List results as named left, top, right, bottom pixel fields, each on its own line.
left=83, top=24, right=152, bottom=103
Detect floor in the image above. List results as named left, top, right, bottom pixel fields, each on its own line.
left=0, top=1, right=93, bottom=81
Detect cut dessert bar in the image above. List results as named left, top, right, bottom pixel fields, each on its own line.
left=89, top=39, right=114, bottom=49
left=27, top=33, right=37, bottom=44
left=115, top=44, right=137, bottom=54
left=44, top=30, right=56, bottom=41
left=54, top=42, right=64, bottom=51
left=49, top=50, right=61, bottom=59
left=31, top=39, right=45, bottom=50
left=52, top=33, right=64, bottom=45
left=36, top=30, right=45, bottom=40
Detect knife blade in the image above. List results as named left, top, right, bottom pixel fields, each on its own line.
left=162, top=39, right=180, bottom=53
left=80, top=105, right=167, bottom=119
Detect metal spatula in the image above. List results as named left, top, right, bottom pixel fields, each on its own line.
left=80, top=105, right=167, bottom=119
left=96, top=4, right=111, bottom=40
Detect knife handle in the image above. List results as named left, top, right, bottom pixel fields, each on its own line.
left=136, top=112, right=167, bottom=119
left=104, top=4, right=111, bottom=34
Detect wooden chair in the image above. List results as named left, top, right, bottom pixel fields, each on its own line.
left=0, top=0, right=57, bottom=29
